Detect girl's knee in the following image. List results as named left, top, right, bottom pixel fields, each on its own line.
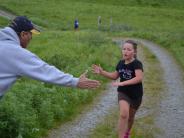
left=119, top=110, right=129, bottom=120
left=119, top=100, right=130, bottom=120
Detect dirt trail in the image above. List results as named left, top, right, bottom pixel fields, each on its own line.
left=134, top=39, right=184, bottom=138
left=0, top=9, right=42, bottom=30
left=0, top=9, right=15, bottom=20
left=47, top=84, right=118, bottom=138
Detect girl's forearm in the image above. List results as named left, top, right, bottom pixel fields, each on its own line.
left=100, top=70, right=118, bottom=80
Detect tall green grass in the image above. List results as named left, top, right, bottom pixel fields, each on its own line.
left=64, top=0, right=184, bottom=9
left=0, top=17, right=9, bottom=27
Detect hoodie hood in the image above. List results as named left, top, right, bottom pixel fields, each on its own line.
left=0, top=27, right=20, bottom=45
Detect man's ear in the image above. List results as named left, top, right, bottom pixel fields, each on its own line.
left=20, top=31, right=26, bottom=38
left=19, top=32, right=23, bottom=38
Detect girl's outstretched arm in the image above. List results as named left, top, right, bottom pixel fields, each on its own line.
left=112, top=69, right=143, bottom=86
left=92, top=64, right=119, bottom=80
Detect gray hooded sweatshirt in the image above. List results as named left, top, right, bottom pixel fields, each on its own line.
left=0, top=27, right=79, bottom=96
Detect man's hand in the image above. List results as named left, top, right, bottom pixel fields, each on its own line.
left=77, top=71, right=100, bottom=89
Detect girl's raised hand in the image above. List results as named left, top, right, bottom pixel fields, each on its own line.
left=92, top=64, right=103, bottom=74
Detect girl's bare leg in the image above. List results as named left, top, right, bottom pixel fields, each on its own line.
left=128, top=107, right=137, bottom=130
left=124, top=107, right=137, bottom=138
left=118, top=100, right=130, bottom=138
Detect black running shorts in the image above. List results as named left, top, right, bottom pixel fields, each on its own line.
left=118, top=92, right=142, bottom=110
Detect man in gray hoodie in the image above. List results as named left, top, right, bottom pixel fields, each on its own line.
left=0, top=16, right=100, bottom=98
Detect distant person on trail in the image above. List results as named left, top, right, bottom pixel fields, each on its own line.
left=92, top=40, right=144, bottom=138
left=0, top=16, right=100, bottom=99
left=74, top=19, right=79, bottom=30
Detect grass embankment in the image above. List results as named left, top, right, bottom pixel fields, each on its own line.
left=90, top=44, right=164, bottom=138
left=0, top=0, right=183, bottom=137
left=0, top=16, right=9, bottom=27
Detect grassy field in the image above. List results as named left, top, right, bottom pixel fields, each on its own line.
left=0, top=0, right=183, bottom=137
left=1, top=0, right=183, bottom=64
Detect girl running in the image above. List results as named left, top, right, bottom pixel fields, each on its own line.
left=92, top=40, right=143, bottom=138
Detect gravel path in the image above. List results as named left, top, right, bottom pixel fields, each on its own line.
left=0, top=9, right=42, bottom=30
left=135, top=39, right=184, bottom=138
left=47, top=84, right=118, bottom=138
left=0, top=9, right=15, bottom=20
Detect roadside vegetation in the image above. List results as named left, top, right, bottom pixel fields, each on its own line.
left=0, top=16, right=9, bottom=27
left=0, top=0, right=183, bottom=137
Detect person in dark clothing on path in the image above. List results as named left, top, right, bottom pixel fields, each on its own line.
left=74, top=19, right=79, bottom=30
